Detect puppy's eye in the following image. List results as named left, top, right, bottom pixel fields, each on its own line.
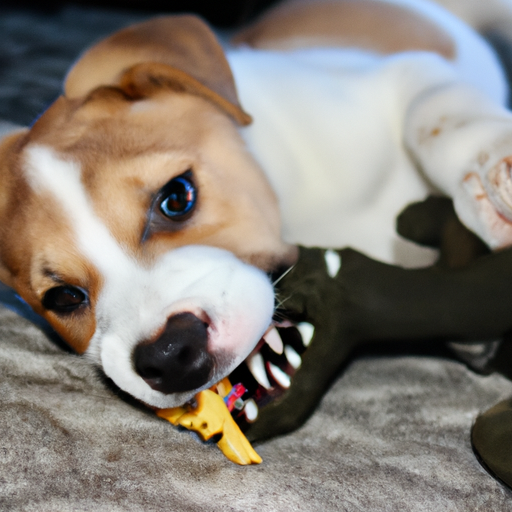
left=42, top=286, right=88, bottom=313
left=159, top=172, right=197, bottom=220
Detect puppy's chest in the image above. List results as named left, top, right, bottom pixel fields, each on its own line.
left=228, top=48, right=442, bottom=264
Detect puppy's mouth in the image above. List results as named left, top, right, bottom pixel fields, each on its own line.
left=217, top=319, right=314, bottom=430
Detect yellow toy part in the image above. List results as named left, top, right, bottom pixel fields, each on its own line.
left=214, top=377, right=232, bottom=398
left=157, top=389, right=262, bottom=465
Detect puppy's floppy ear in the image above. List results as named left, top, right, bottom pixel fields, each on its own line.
left=0, top=128, right=29, bottom=289
left=64, top=15, right=251, bottom=125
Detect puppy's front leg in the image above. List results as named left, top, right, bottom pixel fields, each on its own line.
left=405, top=82, right=512, bottom=249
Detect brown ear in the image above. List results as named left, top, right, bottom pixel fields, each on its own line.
left=0, top=128, right=29, bottom=289
left=64, top=15, right=251, bottom=125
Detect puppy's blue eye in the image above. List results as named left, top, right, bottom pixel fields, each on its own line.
left=43, top=285, right=88, bottom=314
left=159, top=174, right=197, bottom=220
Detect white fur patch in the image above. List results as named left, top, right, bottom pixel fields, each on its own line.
left=24, top=145, right=275, bottom=408
left=24, top=145, right=130, bottom=276
left=228, top=1, right=506, bottom=267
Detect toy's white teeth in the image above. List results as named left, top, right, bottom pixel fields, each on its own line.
left=263, top=327, right=284, bottom=354
left=297, top=322, right=314, bottom=347
left=228, top=322, right=310, bottom=424
left=284, top=345, right=302, bottom=369
left=267, top=362, right=291, bottom=389
left=243, top=398, right=259, bottom=422
left=247, top=352, right=272, bottom=389
left=324, top=249, right=342, bottom=277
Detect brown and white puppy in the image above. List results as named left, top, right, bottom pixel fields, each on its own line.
left=1, top=0, right=512, bottom=412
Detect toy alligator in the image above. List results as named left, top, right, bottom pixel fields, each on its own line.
left=158, top=197, right=512, bottom=485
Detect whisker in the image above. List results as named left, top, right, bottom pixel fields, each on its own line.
left=272, top=265, right=295, bottom=286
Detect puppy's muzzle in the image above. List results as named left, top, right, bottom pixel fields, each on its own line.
left=133, top=312, right=214, bottom=394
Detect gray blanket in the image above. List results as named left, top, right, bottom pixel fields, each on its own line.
left=2, top=301, right=512, bottom=511
left=1, top=6, right=512, bottom=510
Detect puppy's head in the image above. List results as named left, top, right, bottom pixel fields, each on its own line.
left=0, top=16, right=295, bottom=408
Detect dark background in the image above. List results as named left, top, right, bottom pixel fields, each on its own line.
left=0, top=1, right=284, bottom=127
left=2, top=0, right=512, bottom=128
left=1, top=0, right=281, bottom=27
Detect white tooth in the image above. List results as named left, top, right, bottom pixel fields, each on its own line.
left=247, top=352, right=272, bottom=389
left=284, top=345, right=302, bottom=369
left=263, top=327, right=284, bottom=354
left=268, top=362, right=291, bottom=389
left=243, top=399, right=259, bottom=422
left=297, top=322, right=314, bottom=347
left=324, top=249, right=341, bottom=277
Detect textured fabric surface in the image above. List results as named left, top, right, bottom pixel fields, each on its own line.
left=1, top=5, right=512, bottom=510
left=2, top=304, right=512, bottom=511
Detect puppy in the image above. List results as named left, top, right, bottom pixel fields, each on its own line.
left=1, top=0, right=512, bottom=416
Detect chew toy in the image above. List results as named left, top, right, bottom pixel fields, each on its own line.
left=157, top=378, right=261, bottom=465
left=245, top=197, right=512, bottom=442
left=161, top=197, right=512, bottom=476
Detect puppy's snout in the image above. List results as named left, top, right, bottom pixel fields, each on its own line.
left=133, top=312, right=214, bottom=394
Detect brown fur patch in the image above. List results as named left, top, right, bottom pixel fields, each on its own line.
left=0, top=86, right=295, bottom=353
left=234, top=0, right=456, bottom=59
left=0, top=151, right=99, bottom=353
left=32, top=90, right=291, bottom=269
left=64, top=16, right=251, bottom=125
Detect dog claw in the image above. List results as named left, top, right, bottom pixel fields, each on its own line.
left=157, top=389, right=262, bottom=465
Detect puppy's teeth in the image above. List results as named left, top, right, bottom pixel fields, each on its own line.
left=284, top=345, right=302, bottom=369
left=247, top=353, right=272, bottom=389
left=263, top=327, right=284, bottom=354
left=267, top=362, right=291, bottom=389
left=297, top=322, right=314, bottom=347
left=243, top=399, right=259, bottom=422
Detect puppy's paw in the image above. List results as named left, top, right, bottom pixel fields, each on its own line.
left=458, top=168, right=512, bottom=250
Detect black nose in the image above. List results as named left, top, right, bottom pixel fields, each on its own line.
left=133, top=312, right=214, bottom=394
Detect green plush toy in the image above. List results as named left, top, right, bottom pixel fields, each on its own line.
left=240, top=196, right=512, bottom=488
